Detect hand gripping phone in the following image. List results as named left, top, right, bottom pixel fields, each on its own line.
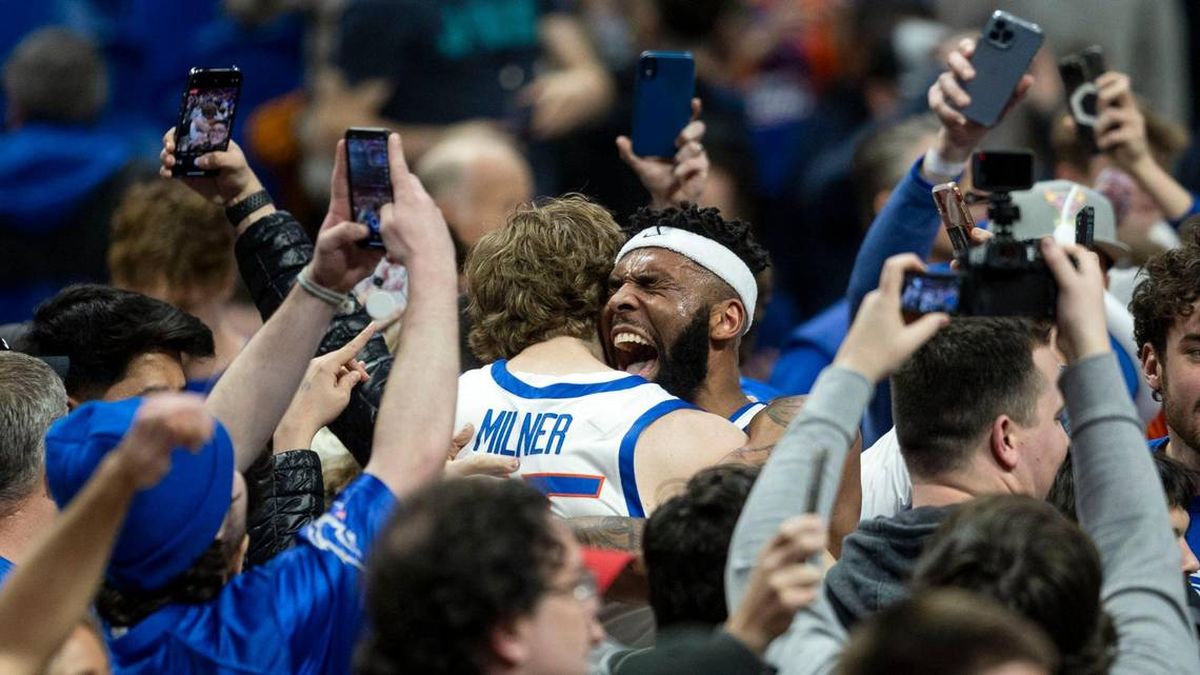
left=932, top=182, right=976, bottom=259
left=632, top=51, right=695, bottom=158
left=345, top=128, right=392, bottom=249
left=962, top=11, right=1044, bottom=127
left=1059, top=46, right=1107, bottom=154
left=172, top=67, right=242, bottom=177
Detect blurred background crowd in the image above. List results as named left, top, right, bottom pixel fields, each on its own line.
left=3, top=0, right=1199, bottom=384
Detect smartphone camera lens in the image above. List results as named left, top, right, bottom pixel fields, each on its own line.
left=989, top=30, right=1001, bottom=41
left=642, top=56, right=657, bottom=80
left=994, top=19, right=1007, bottom=30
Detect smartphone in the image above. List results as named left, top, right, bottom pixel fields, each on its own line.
left=961, top=11, right=1044, bottom=128
left=971, top=150, right=1035, bottom=193
left=1059, top=46, right=1107, bottom=154
left=345, top=128, right=392, bottom=249
left=171, top=67, right=242, bottom=177
left=932, top=182, right=976, bottom=259
left=1075, top=205, right=1095, bottom=248
left=901, top=271, right=961, bottom=315
left=632, top=51, right=695, bottom=158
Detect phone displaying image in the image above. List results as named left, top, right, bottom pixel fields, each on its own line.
left=345, top=128, right=392, bottom=249
left=172, top=67, right=242, bottom=177
left=901, top=271, right=961, bottom=315
left=932, top=182, right=976, bottom=259
left=962, top=11, right=1044, bottom=128
left=1059, top=46, right=1107, bottom=154
left=632, top=51, right=695, bottom=158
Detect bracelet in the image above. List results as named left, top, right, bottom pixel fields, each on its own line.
left=922, top=147, right=967, bottom=179
left=296, top=266, right=354, bottom=313
left=225, top=190, right=273, bottom=227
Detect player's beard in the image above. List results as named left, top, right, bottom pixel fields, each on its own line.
left=1162, top=369, right=1200, bottom=456
left=655, top=308, right=710, bottom=402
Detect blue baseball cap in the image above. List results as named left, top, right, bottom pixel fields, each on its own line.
left=44, top=397, right=235, bottom=591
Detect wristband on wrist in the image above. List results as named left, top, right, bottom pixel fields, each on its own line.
left=922, top=147, right=967, bottom=179
left=225, top=190, right=274, bottom=227
left=295, top=266, right=354, bottom=313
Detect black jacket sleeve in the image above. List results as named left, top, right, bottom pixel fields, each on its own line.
left=233, top=211, right=392, bottom=466
left=243, top=449, right=325, bottom=567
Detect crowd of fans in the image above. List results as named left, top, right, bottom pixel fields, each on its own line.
left=3, top=1, right=1200, bottom=673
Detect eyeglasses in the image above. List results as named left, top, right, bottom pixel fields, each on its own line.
left=547, top=569, right=598, bottom=604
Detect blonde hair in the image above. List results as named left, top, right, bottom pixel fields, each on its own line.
left=108, top=180, right=234, bottom=302
left=465, top=195, right=624, bottom=362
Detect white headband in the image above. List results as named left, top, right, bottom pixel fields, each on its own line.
left=615, top=226, right=758, bottom=334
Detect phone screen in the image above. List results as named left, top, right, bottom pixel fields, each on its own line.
left=178, top=88, right=237, bottom=154
left=346, top=132, right=391, bottom=248
left=172, top=68, right=241, bottom=177
left=901, top=272, right=960, bottom=315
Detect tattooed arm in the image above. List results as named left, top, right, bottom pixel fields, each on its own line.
left=569, top=516, right=645, bottom=551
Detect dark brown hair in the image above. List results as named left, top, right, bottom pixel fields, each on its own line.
left=1130, top=228, right=1200, bottom=358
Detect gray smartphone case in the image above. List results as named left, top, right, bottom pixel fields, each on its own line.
left=962, top=11, right=1044, bottom=127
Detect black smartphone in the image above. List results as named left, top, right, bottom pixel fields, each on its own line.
left=172, top=67, right=242, bottom=177
left=345, top=128, right=391, bottom=249
left=1059, top=46, right=1107, bottom=154
left=1075, top=205, right=1095, bottom=248
left=932, top=182, right=976, bottom=259
left=901, top=271, right=961, bottom=315
left=632, top=51, right=695, bottom=158
left=971, top=150, right=1035, bottom=193
left=962, top=11, right=1044, bottom=128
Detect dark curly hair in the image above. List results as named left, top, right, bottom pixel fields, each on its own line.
left=623, top=202, right=771, bottom=277
left=357, top=479, right=565, bottom=675
left=22, top=284, right=213, bottom=399
left=912, top=496, right=1117, bottom=675
left=643, top=464, right=759, bottom=627
left=1130, top=225, right=1200, bottom=358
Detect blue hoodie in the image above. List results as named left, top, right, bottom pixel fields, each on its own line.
left=0, top=123, right=130, bottom=232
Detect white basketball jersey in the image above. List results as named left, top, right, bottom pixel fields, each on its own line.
left=728, top=401, right=767, bottom=431
left=455, top=360, right=692, bottom=518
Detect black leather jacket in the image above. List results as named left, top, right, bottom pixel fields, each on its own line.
left=234, top=211, right=392, bottom=466
left=243, top=448, right=325, bottom=568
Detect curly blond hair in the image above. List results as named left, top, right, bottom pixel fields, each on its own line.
left=465, top=195, right=624, bottom=362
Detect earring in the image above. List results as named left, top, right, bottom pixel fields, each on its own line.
left=1152, top=390, right=1163, bottom=403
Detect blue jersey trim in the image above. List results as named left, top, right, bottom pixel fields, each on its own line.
left=618, top=399, right=694, bottom=517
left=729, top=401, right=758, bottom=423
left=490, top=360, right=648, bottom=399
left=524, top=474, right=605, bottom=498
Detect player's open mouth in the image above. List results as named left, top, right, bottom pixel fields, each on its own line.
left=612, top=329, right=660, bottom=380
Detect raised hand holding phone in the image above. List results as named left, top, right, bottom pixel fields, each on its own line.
left=618, top=97, right=709, bottom=208
left=927, top=35, right=1035, bottom=169
left=835, top=254, right=950, bottom=383
left=171, top=67, right=242, bottom=177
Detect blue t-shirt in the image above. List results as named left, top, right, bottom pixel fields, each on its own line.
left=106, top=474, right=396, bottom=674
left=0, top=555, right=12, bottom=585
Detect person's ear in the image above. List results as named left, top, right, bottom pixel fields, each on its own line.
left=710, top=299, right=745, bottom=342
left=1141, top=343, right=1163, bottom=395
left=67, top=395, right=81, bottom=411
left=489, top=617, right=529, bottom=668
left=989, top=415, right=1019, bottom=471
